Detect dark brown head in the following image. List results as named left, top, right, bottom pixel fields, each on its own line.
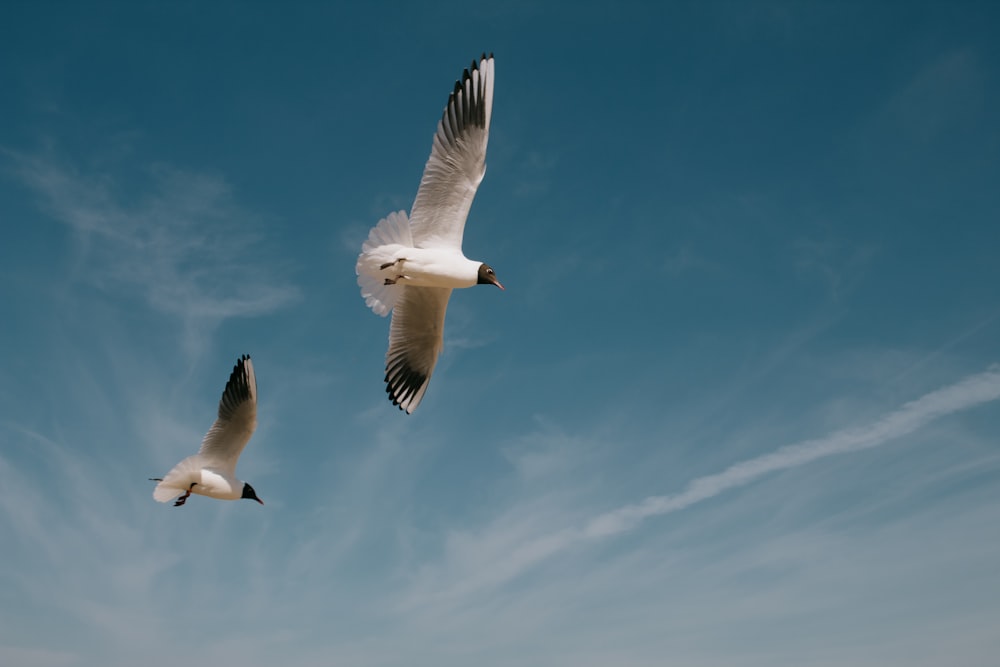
left=477, top=264, right=505, bottom=290
left=241, top=482, right=264, bottom=505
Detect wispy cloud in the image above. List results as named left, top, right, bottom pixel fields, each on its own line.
left=792, top=236, right=876, bottom=302
left=5, top=148, right=300, bottom=356
left=0, top=424, right=181, bottom=666
left=400, top=365, right=1000, bottom=609
left=581, top=364, right=1000, bottom=536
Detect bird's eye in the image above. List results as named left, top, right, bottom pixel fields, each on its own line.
left=488, top=269, right=494, bottom=274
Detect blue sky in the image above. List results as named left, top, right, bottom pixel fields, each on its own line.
left=2, top=1, right=999, bottom=665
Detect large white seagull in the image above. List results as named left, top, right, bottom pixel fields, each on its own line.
left=356, top=53, right=504, bottom=413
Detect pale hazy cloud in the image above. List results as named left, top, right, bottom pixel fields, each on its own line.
left=7, top=149, right=300, bottom=356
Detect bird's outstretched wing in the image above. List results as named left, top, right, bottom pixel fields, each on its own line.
left=409, top=54, right=494, bottom=250
left=384, top=286, right=452, bottom=413
left=197, top=354, right=258, bottom=472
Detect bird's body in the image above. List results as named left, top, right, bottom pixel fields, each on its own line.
left=356, top=54, right=504, bottom=413
left=359, top=245, right=483, bottom=289
left=151, top=354, right=263, bottom=507
left=153, top=457, right=245, bottom=502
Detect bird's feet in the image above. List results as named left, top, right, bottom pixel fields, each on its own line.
left=380, top=257, right=408, bottom=270
left=173, top=483, right=197, bottom=507
left=384, top=276, right=410, bottom=285
left=380, top=259, right=408, bottom=285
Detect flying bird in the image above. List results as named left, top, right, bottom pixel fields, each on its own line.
left=356, top=53, right=504, bottom=413
left=150, top=354, right=263, bottom=507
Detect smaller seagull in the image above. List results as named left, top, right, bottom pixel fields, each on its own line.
left=356, top=53, right=504, bottom=414
left=150, top=354, right=263, bottom=507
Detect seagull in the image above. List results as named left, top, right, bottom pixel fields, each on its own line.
left=356, top=53, right=504, bottom=414
left=150, top=354, right=263, bottom=507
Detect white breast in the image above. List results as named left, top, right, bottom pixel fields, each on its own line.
left=391, top=248, right=480, bottom=288
left=193, top=469, right=241, bottom=500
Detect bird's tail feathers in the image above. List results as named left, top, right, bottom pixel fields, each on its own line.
left=151, top=457, right=199, bottom=503
left=362, top=210, right=413, bottom=252
left=356, top=211, right=412, bottom=316
left=357, top=274, right=403, bottom=316
left=152, top=481, right=184, bottom=503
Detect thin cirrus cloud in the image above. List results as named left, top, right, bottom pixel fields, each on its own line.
left=0, top=343, right=997, bottom=665
left=8, top=149, right=299, bottom=347
left=398, top=364, right=1000, bottom=611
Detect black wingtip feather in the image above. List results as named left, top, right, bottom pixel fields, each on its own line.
left=384, top=361, right=427, bottom=413
left=440, top=53, right=493, bottom=139
left=219, top=353, right=254, bottom=418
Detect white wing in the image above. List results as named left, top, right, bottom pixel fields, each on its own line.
left=197, top=354, right=258, bottom=472
left=384, top=286, right=452, bottom=413
left=409, top=54, right=494, bottom=250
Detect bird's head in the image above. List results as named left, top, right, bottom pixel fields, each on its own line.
left=241, top=482, right=264, bottom=505
left=477, top=264, right=505, bottom=290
